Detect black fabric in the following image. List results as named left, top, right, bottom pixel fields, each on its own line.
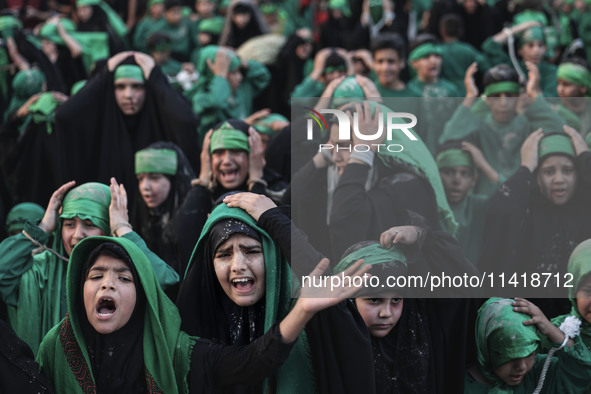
left=0, top=319, right=55, bottom=394
left=318, top=14, right=369, bottom=51
left=130, top=141, right=195, bottom=298
left=78, top=242, right=147, bottom=394
left=264, top=125, right=291, bottom=183
left=54, top=45, right=88, bottom=93
left=479, top=153, right=591, bottom=318
left=76, top=5, right=126, bottom=55
left=0, top=110, right=61, bottom=205
left=222, top=2, right=265, bottom=49
left=188, top=323, right=294, bottom=394
left=54, top=57, right=201, bottom=210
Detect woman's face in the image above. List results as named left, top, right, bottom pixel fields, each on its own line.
left=232, top=12, right=251, bottom=29
left=83, top=255, right=137, bottom=334
left=493, top=352, right=535, bottom=386
left=355, top=296, right=403, bottom=337
left=214, top=233, right=265, bottom=306
left=76, top=5, right=93, bottom=23
left=137, top=173, right=172, bottom=208
left=576, top=275, right=591, bottom=324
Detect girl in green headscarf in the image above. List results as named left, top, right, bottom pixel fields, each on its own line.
left=465, top=297, right=591, bottom=393
left=37, top=235, right=369, bottom=393
left=0, top=180, right=178, bottom=354
left=3, top=68, right=46, bottom=122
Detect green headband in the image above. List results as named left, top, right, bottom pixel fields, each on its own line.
left=6, top=202, right=45, bottom=234
left=77, top=0, right=101, bottom=6
left=253, top=113, right=288, bottom=136
left=538, top=133, right=575, bottom=161
left=210, top=122, right=250, bottom=153
left=199, top=17, right=224, bottom=35
left=148, top=0, right=164, bottom=6
left=483, top=81, right=520, bottom=97
left=324, top=65, right=346, bottom=74
left=135, top=148, right=178, bottom=175
left=518, top=26, right=545, bottom=47
left=436, top=148, right=475, bottom=169
left=408, top=42, right=442, bottom=62
left=60, top=183, right=111, bottom=235
left=557, top=63, right=591, bottom=92
left=114, top=65, right=144, bottom=82
left=334, top=243, right=407, bottom=274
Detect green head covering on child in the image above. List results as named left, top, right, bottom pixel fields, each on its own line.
left=538, top=133, right=575, bottom=164
left=199, top=17, right=224, bottom=35
left=408, top=42, right=443, bottom=62
left=332, top=76, right=366, bottom=107
left=209, top=121, right=250, bottom=153
left=135, top=148, right=178, bottom=175
left=557, top=63, right=591, bottom=96
left=436, top=148, right=475, bottom=170
left=114, top=65, right=145, bottom=82
left=6, top=202, right=45, bottom=234
left=60, top=182, right=111, bottom=235
left=4, top=69, right=45, bottom=122
left=196, top=45, right=240, bottom=89
left=476, top=298, right=540, bottom=392
left=253, top=113, right=288, bottom=136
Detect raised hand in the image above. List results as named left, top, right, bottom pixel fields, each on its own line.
left=223, top=192, right=277, bottom=221
left=39, top=181, right=76, bottom=234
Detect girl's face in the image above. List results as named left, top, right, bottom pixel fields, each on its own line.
left=196, top=0, right=215, bottom=17
left=411, top=54, right=442, bottom=83
left=493, top=352, right=535, bottom=386
left=518, top=40, right=546, bottom=64
left=62, top=217, right=105, bottom=257
left=76, top=5, right=93, bottom=23
left=137, top=173, right=172, bottom=208
left=214, top=233, right=265, bottom=306
left=83, top=255, right=137, bottom=334
left=355, top=296, right=403, bottom=337
left=150, top=3, right=165, bottom=19
left=227, top=68, right=243, bottom=91
left=576, top=275, right=591, bottom=323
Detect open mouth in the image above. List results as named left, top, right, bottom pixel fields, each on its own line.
left=219, top=168, right=239, bottom=181
left=96, top=297, right=117, bottom=318
left=231, top=277, right=255, bottom=292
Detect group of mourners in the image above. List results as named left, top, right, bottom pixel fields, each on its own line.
left=2, top=0, right=591, bottom=392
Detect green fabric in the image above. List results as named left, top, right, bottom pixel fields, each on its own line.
left=195, top=45, right=240, bottom=89
left=148, top=0, right=164, bottom=5
left=332, top=76, right=366, bottom=107
left=27, top=92, right=60, bottom=135
left=0, top=15, right=22, bottom=38
left=77, top=0, right=100, bottom=5
left=199, top=16, right=225, bottom=34
left=334, top=243, right=406, bottom=273
left=186, top=204, right=317, bottom=393
left=450, top=193, right=488, bottom=265
left=143, top=17, right=192, bottom=59
left=4, top=69, right=45, bottom=122
left=436, top=148, right=474, bottom=169
left=6, top=202, right=45, bottom=234
left=135, top=148, right=178, bottom=175
left=538, top=133, right=575, bottom=161
left=114, top=65, right=145, bottom=82
left=557, top=63, right=591, bottom=93
left=408, top=42, right=443, bottom=62
left=513, top=10, right=548, bottom=27
left=483, top=82, right=520, bottom=97
left=37, top=236, right=194, bottom=393
left=328, top=0, right=351, bottom=16
left=60, top=183, right=111, bottom=235
left=70, top=79, right=86, bottom=95
left=475, top=298, right=540, bottom=393
left=253, top=113, right=288, bottom=136
left=517, top=26, right=545, bottom=48
left=95, top=1, right=129, bottom=37
left=371, top=102, right=458, bottom=235
left=39, top=19, right=77, bottom=45
left=209, top=121, right=250, bottom=153
left=440, top=41, right=490, bottom=96
left=73, top=32, right=110, bottom=72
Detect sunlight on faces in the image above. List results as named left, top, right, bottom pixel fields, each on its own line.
left=536, top=155, right=577, bottom=205
left=576, top=274, right=591, bottom=324
left=355, top=295, right=403, bottom=338
left=494, top=352, right=535, bottom=386
left=518, top=40, right=546, bottom=64
left=484, top=93, right=519, bottom=124
left=137, top=173, right=171, bottom=208
left=62, top=217, right=105, bottom=257
left=411, top=54, right=442, bottom=83
left=211, top=148, right=249, bottom=189
left=439, top=166, right=476, bottom=204
left=373, top=49, right=404, bottom=88
left=330, top=123, right=352, bottom=175
left=214, top=233, right=265, bottom=306
left=83, top=255, right=136, bottom=334
left=114, top=78, right=146, bottom=115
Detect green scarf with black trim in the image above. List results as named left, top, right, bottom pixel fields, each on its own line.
left=36, top=236, right=194, bottom=393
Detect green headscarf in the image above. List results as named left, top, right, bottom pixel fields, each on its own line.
left=328, top=0, right=351, bottom=17
left=476, top=298, right=540, bottom=393
left=37, top=236, right=194, bottom=393
left=552, top=240, right=591, bottom=349
left=195, top=45, right=241, bottom=89
left=518, top=26, right=546, bottom=48
left=70, top=79, right=87, bottom=95
left=76, top=0, right=128, bottom=37
left=557, top=63, right=591, bottom=95
left=114, top=64, right=145, bottom=82
left=538, top=133, right=575, bottom=163
left=148, top=0, right=165, bottom=6
left=334, top=243, right=407, bottom=273
left=408, top=42, right=443, bottom=62
left=332, top=76, right=366, bottom=107
left=5, top=202, right=45, bottom=234
left=436, top=148, right=475, bottom=169
left=483, top=81, right=520, bottom=97
left=60, top=182, right=111, bottom=236
left=513, top=10, right=548, bottom=27
left=198, top=16, right=225, bottom=35
left=39, top=19, right=77, bottom=46
left=4, top=69, right=45, bottom=121
left=26, top=92, right=60, bottom=135
left=135, top=148, right=178, bottom=175
left=183, top=203, right=317, bottom=393
left=253, top=113, right=288, bottom=136
left=209, top=121, right=251, bottom=153
left=0, top=15, right=22, bottom=38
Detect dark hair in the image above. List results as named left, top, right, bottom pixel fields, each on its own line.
left=324, top=50, right=347, bottom=72
left=440, top=13, right=463, bottom=39
left=409, top=33, right=439, bottom=53
left=371, top=33, right=406, bottom=59
left=435, top=139, right=464, bottom=156
left=560, top=56, right=590, bottom=69
left=164, top=0, right=183, bottom=10
left=147, top=32, right=171, bottom=52
left=82, top=242, right=135, bottom=282
left=483, top=64, right=519, bottom=87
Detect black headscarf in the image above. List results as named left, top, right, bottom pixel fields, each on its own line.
left=78, top=242, right=146, bottom=394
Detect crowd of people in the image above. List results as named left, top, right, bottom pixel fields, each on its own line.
left=1, top=0, right=591, bottom=392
